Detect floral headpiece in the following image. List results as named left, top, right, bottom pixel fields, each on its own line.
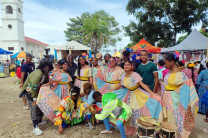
left=188, top=63, right=195, bottom=68
left=174, top=51, right=180, bottom=59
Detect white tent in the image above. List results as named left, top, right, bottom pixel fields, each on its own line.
left=162, top=29, right=208, bottom=52
left=56, top=40, right=90, bottom=50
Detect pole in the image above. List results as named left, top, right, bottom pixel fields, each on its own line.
left=207, top=37, right=208, bottom=58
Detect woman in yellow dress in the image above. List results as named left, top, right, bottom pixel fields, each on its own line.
left=162, top=53, right=199, bottom=137
left=74, top=55, right=93, bottom=94
left=121, top=61, right=163, bottom=136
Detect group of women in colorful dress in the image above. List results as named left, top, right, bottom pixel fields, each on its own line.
left=20, top=50, right=205, bottom=138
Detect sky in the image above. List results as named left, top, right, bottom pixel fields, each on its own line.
left=0, top=0, right=202, bottom=49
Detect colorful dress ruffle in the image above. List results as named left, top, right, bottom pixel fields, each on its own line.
left=196, top=69, right=208, bottom=114
left=121, top=72, right=163, bottom=136
left=51, top=72, right=72, bottom=99
left=96, top=66, right=124, bottom=95
left=54, top=96, right=83, bottom=126
left=162, top=72, right=199, bottom=137
left=37, top=86, right=61, bottom=122
left=74, top=67, right=92, bottom=93
left=91, top=67, right=100, bottom=91
left=37, top=72, right=72, bottom=122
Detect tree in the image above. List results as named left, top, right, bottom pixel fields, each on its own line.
left=64, top=10, right=121, bottom=53
left=124, top=0, right=208, bottom=48
left=124, top=42, right=137, bottom=49
left=64, top=12, right=91, bottom=45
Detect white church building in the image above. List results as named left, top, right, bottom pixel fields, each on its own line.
left=0, top=0, right=48, bottom=63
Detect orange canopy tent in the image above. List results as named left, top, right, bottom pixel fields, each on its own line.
left=129, top=38, right=161, bottom=54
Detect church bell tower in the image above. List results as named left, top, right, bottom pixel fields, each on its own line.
left=0, top=0, right=25, bottom=52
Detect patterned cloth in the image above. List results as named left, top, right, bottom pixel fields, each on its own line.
left=37, top=72, right=72, bottom=122
left=54, top=96, right=83, bottom=126
left=196, top=69, right=208, bottom=114
left=74, top=67, right=92, bottom=93
left=51, top=72, right=72, bottom=99
left=96, top=66, right=124, bottom=95
left=163, top=72, right=199, bottom=137
left=91, top=66, right=100, bottom=91
left=182, top=68, right=198, bottom=84
left=121, top=72, right=163, bottom=136
left=37, top=86, right=61, bottom=122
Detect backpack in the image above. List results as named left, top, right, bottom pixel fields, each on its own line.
left=16, top=67, right=21, bottom=78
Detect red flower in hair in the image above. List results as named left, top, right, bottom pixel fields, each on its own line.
left=181, top=60, right=185, bottom=64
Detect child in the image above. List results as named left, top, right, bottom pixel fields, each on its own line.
left=54, top=86, right=83, bottom=134
left=93, top=92, right=132, bottom=138
left=50, top=63, right=60, bottom=76
left=80, top=83, right=102, bottom=130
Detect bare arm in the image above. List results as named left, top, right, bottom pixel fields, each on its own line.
left=89, top=76, right=93, bottom=86
left=139, top=81, right=153, bottom=94
left=153, top=72, right=158, bottom=93
left=20, top=72, right=25, bottom=88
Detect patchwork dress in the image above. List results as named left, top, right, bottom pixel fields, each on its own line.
left=37, top=72, right=72, bottom=122
left=96, top=66, right=124, bottom=95
left=121, top=72, right=163, bottom=136
left=162, top=72, right=199, bottom=137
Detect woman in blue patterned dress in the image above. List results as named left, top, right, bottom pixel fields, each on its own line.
left=196, top=62, right=208, bottom=114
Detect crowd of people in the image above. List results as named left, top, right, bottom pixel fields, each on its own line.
left=17, top=50, right=208, bottom=138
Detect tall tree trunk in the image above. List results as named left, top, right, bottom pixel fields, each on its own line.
left=174, top=25, right=177, bottom=45
left=94, top=32, right=98, bottom=54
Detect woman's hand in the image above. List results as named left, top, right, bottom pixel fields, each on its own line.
left=42, top=83, right=49, bottom=87
left=80, top=93, right=85, bottom=97
left=91, top=110, right=97, bottom=115
left=32, top=100, right=36, bottom=106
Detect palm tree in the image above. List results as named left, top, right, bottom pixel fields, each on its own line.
left=82, top=11, right=114, bottom=53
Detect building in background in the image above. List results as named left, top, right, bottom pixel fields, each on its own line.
left=0, top=0, right=48, bottom=63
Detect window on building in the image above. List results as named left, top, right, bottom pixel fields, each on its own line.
left=8, top=47, right=14, bottom=50
left=8, top=24, right=12, bottom=29
left=18, top=8, right=21, bottom=13
left=6, top=5, right=13, bottom=14
left=21, top=47, right=24, bottom=51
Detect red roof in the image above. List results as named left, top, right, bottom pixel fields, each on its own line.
left=25, top=36, right=49, bottom=46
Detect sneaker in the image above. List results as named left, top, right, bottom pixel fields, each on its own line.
left=39, top=120, right=47, bottom=126
left=88, top=122, right=95, bottom=130
left=33, top=126, right=43, bottom=136
left=100, top=130, right=113, bottom=134
left=23, top=105, right=29, bottom=110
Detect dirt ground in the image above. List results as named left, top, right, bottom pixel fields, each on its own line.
left=0, top=77, right=207, bottom=138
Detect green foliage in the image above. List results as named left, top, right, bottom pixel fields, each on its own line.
left=64, top=10, right=121, bottom=53
left=124, top=42, right=137, bottom=49
left=177, top=34, right=188, bottom=44
left=124, top=0, right=208, bottom=48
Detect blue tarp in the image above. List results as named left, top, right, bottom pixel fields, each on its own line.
left=0, top=48, right=13, bottom=54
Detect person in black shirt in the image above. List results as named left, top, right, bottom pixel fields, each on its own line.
left=20, top=54, right=35, bottom=110
left=67, top=54, right=77, bottom=85
left=119, top=50, right=140, bottom=72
